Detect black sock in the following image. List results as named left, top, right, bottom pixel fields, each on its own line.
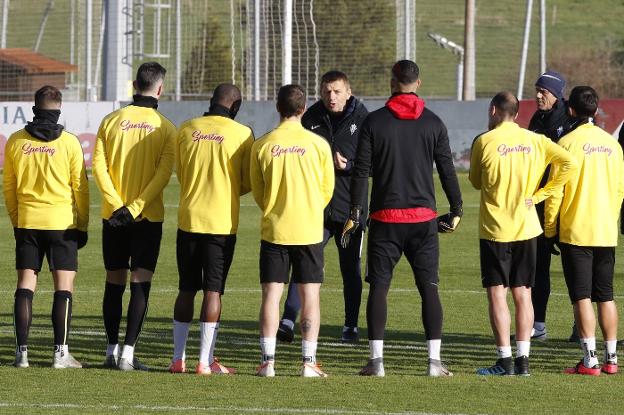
left=366, top=284, right=389, bottom=340
left=417, top=282, right=443, bottom=340
left=52, top=290, right=73, bottom=346
left=14, top=288, right=34, bottom=349
left=124, top=281, right=151, bottom=347
left=103, top=282, right=126, bottom=345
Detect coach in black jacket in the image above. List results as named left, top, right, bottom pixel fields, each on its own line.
left=342, top=60, right=462, bottom=377
left=277, top=71, right=369, bottom=343
left=527, top=70, right=576, bottom=342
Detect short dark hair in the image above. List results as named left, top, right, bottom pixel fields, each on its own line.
left=34, top=85, right=62, bottom=108
left=135, top=62, right=167, bottom=92
left=277, top=84, right=306, bottom=118
left=212, top=83, right=242, bottom=107
left=490, top=91, right=519, bottom=117
left=321, top=70, right=350, bottom=87
left=391, top=60, right=420, bottom=84
left=569, top=86, right=598, bottom=118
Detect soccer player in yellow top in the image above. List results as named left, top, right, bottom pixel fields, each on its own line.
left=93, top=62, right=176, bottom=371
left=544, top=86, right=624, bottom=376
left=168, top=84, right=253, bottom=376
left=4, top=85, right=89, bottom=369
left=470, top=91, right=577, bottom=376
left=250, top=84, right=334, bottom=377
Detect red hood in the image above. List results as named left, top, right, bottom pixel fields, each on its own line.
left=385, top=93, right=425, bottom=120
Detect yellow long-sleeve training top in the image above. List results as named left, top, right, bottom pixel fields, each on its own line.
left=176, top=114, right=254, bottom=234
left=469, top=121, right=577, bottom=242
left=250, top=120, right=334, bottom=245
left=92, top=105, right=176, bottom=222
left=544, top=122, right=624, bottom=246
left=3, top=129, right=89, bottom=231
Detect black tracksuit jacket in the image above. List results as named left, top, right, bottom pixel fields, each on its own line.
left=350, top=93, right=462, bottom=217
left=302, top=97, right=369, bottom=223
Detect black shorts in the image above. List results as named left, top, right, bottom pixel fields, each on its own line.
left=365, top=219, right=439, bottom=287
left=15, top=228, right=78, bottom=272
left=560, top=243, right=615, bottom=303
left=176, top=229, right=236, bottom=294
left=259, top=240, right=324, bottom=284
left=479, top=238, right=537, bottom=288
left=102, top=219, right=163, bottom=272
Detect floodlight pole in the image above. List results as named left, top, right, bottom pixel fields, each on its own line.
left=463, top=0, right=476, bottom=100
left=253, top=0, right=260, bottom=101
left=427, top=32, right=464, bottom=101
left=175, top=0, right=181, bottom=101
left=86, top=0, right=93, bottom=101
left=540, top=0, right=546, bottom=74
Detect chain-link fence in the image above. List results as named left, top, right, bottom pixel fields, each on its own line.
left=1, top=0, right=623, bottom=102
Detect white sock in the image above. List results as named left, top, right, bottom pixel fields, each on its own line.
left=199, top=322, right=218, bottom=364
left=172, top=320, right=190, bottom=361
left=533, top=321, right=545, bottom=332
left=281, top=319, right=295, bottom=330
left=106, top=343, right=119, bottom=357
left=427, top=339, right=441, bottom=360
left=496, top=346, right=512, bottom=359
left=54, top=344, right=69, bottom=355
left=302, top=339, right=317, bottom=363
left=605, top=340, right=617, bottom=363
left=516, top=340, right=531, bottom=358
left=209, top=322, right=220, bottom=364
left=120, top=345, right=134, bottom=361
left=581, top=337, right=598, bottom=367
left=260, top=337, right=276, bottom=362
left=369, top=340, right=384, bottom=359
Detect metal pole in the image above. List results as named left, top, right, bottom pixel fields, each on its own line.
left=540, top=0, right=546, bottom=74
left=94, top=1, right=106, bottom=101
left=457, top=55, right=463, bottom=101
left=254, top=0, right=260, bottom=100
left=1, top=0, right=9, bottom=48
left=34, top=0, right=54, bottom=52
left=175, top=0, right=181, bottom=101
left=517, top=0, right=533, bottom=100
left=282, top=0, right=292, bottom=85
left=404, top=0, right=410, bottom=60
left=463, top=0, right=476, bottom=100
left=86, top=0, right=93, bottom=101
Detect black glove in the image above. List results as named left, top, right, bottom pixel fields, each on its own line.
left=76, top=230, right=88, bottom=250
left=437, top=206, right=463, bottom=233
left=340, top=205, right=362, bottom=248
left=546, top=235, right=560, bottom=256
left=107, top=206, right=134, bottom=228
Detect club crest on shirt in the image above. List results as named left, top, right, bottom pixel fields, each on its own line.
left=556, top=126, right=564, bottom=138
left=350, top=123, right=357, bottom=135
left=497, top=143, right=531, bottom=156
left=271, top=144, right=306, bottom=157
left=22, top=142, right=55, bottom=156
left=583, top=143, right=612, bottom=156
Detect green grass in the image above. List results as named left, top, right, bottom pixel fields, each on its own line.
left=1, top=173, right=624, bottom=414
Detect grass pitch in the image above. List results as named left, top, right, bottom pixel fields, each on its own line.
left=0, top=173, right=623, bottom=415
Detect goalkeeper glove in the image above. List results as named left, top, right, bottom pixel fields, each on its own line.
left=340, top=205, right=362, bottom=248
left=437, top=206, right=463, bottom=233
left=107, top=206, right=134, bottom=228
left=546, top=235, right=560, bottom=256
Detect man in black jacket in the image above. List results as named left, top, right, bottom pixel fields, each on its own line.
left=277, top=71, right=369, bottom=343
left=527, top=70, right=576, bottom=342
left=342, top=60, right=462, bottom=377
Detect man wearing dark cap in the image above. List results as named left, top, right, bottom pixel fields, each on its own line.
left=528, top=70, right=577, bottom=342
left=168, top=84, right=253, bottom=375
left=342, top=60, right=462, bottom=377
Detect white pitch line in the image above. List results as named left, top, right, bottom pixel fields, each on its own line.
left=0, top=402, right=476, bottom=415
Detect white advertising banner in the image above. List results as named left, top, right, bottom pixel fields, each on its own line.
left=0, top=102, right=119, bottom=167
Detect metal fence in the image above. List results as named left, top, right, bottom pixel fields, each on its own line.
left=0, top=0, right=623, bottom=102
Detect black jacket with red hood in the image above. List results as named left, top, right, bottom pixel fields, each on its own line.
left=350, top=93, right=462, bottom=217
